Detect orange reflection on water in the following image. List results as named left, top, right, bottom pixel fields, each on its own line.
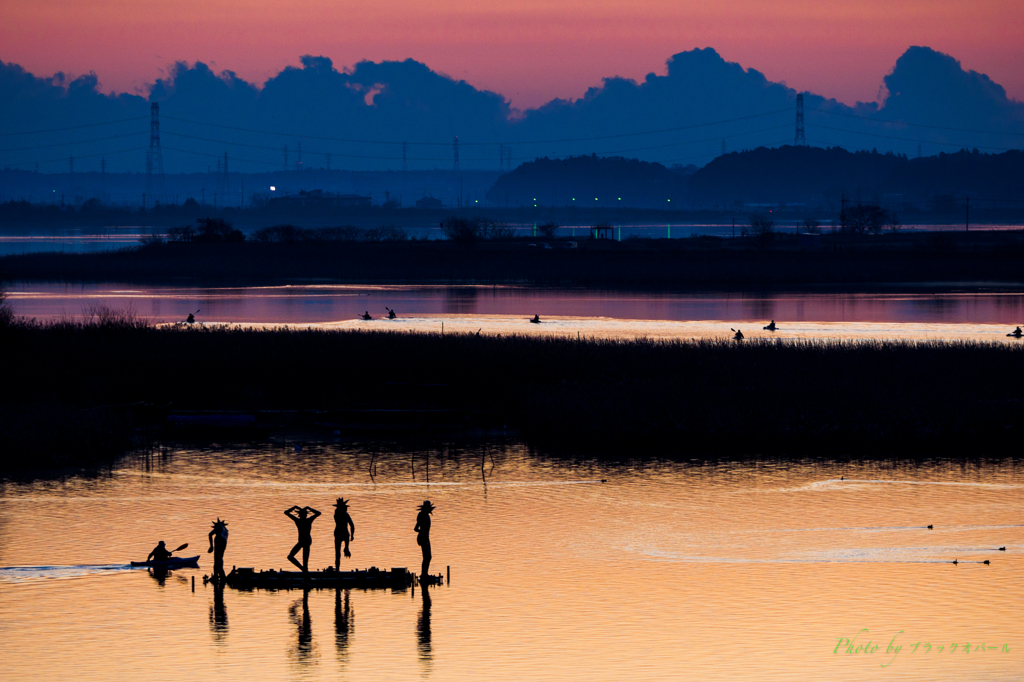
left=1, top=447, right=1021, bottom=680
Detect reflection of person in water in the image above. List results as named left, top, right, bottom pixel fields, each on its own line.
left=288, top=590, right=315, bottom=666
left=147, top=541, right=172, bottom=562
left=417, top=582, right=432, bottom=663
left=285, top=505, right=321, bottom=573
left=335, top=589, right=353, bottom=663
left=414, top=500, right=435, bottom=579
left=208, top=518, right=229, bottom=583
left=210, top=582, right=228, bottom=643
left=333, top=498, right=355, bottom=569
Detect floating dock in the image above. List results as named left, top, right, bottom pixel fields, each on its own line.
left=220, top=566, right=424, bottom=590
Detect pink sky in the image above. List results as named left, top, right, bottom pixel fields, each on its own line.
left=3, top=0, right=1021, bottom=109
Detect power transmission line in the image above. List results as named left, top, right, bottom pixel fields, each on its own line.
left=808, top=123, right=1020, bottom=151
left=811, top=109, right=1024, bottom=137
left=0, top=116, right=149, bottom=137
left=0, top=131, right=147, bottom=153
left=161, top=109, right=793, bottom=146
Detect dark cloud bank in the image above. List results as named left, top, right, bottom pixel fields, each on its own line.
left=1, top=46, right=1022, bottom=176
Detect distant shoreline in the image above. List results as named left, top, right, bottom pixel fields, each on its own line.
left=3, top=230, right=1024, bottom=288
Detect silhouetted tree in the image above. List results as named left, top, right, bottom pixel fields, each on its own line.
left=537, top=222, right=560, bottom=238
left=195, top=218, right=245, bottom=243
left=441, top=217, right=480, bottom=245
left=841, top=204, right=894, bottom=235
left=744, top=212, right=775, bottom=250
left=802, top=217, right=821, bottom=234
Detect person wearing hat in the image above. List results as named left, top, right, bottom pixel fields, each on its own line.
left=207, top=518, right=229, bottom=582
left=147, top=540, right=173, bottom=563
left=414, top=500, right=435, bottom=580
left=333, top=498, right=355, bottom=570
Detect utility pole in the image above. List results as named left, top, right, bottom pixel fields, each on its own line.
left=453, top=136, right=459, bottom=172
left=499, top=144, right=505, bottom=171
left=145, top=102, right=165, bottom=204
left=795, top=93, right=806, bottom=146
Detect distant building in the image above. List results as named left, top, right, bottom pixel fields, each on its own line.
left=268, top=189, right=370, bottom=208
left=415, top=196, right=444, bottom=209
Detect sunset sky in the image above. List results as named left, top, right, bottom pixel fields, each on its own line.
left=2, top=0, right=1022, bottom=109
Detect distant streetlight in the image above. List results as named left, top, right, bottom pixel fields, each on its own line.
left=270, top=186, right=276, bottom=191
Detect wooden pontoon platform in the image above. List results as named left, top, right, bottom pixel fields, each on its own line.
left=219, top=565, right=424, bottom=590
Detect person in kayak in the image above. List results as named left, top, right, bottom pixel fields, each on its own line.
left=1011, top=326, right=1023, bottom=338
left=414, top=500, right=435, bottom=580
left=334, top=498, right=355, bottom=569
left=764, top=320, right=777, bottom=331
left=530, top=314, right=541, bottom=324
left=386, top=307, right=397, bottom=319
left=147, top=541, right=173, bottom=563
left=361, top=311, right=372, bottom=320
left=208, top=518, right=229, bottom=582
left=285, top=505, right=321, bottom=573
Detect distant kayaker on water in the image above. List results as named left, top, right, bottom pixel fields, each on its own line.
left=334, top=498, right=355, bottom=569
left=208, top=518, right=229, bottom=582
left=147, top=541, right=173, bottom=562
left=415, top=500, right=435, bottom=580
left=285, top=505, right=321, bottom=573
left=361, top=311, right=372, bottom=320
left=1011, top=326, right=1023, bottom=338
left=386, top=307, right=396, bottom=319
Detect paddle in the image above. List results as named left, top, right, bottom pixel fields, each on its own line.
left=171, top=543, right=188, bottom=554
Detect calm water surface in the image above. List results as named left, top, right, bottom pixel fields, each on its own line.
left=9, top=282, right=1024, bottom=342
left=1, top=444, right=1021, bottom=681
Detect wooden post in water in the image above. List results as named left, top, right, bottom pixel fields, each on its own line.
left=447, top=565, right=450, bottom=584
left=192, top=576, right=195, bottom=592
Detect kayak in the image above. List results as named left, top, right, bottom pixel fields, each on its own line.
left=130, top=556, right=200, bottom=569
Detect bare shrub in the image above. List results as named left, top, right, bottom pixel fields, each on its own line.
left=537, top=221, right=560, bottom=238
left=743, top=212, right=776, bottom=249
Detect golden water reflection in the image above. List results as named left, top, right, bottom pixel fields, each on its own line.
left=0, top=445, right=1021, bottom=680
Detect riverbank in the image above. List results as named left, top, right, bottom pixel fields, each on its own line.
left=3, top=320, right=1022, bottom=472
left=3, top=229, right=1024, bottom=288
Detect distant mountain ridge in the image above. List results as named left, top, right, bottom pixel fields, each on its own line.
left=1, top=47, right=1022, bottom=176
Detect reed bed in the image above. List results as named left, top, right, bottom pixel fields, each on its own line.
left=3, top=317, right=1023, bottom=471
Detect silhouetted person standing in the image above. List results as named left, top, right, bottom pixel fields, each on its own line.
left=333, top=498, right=355, bottom=569
left=285, top=505, right=321, bottom=573
left=208, top=518, right=229, bottom=583
left=415, top=500, right=434, bottom=580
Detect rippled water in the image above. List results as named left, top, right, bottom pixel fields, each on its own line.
left=1, top=444, right=1021, bottom=680
left=9, top=283, right=1024, bottom=342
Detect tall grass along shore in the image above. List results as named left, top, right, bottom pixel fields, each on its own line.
left=3, top=314, right=1022, bottom=472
